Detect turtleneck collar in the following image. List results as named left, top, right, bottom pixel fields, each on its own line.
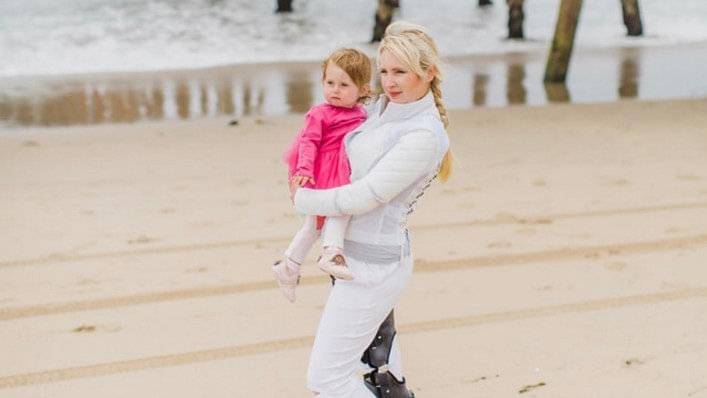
left=376, top=90, right=438, bottom=122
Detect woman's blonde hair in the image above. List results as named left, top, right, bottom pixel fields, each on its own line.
left=322, top=48, right=372, bottom=103
left=378, top=21, right=452, bottom=182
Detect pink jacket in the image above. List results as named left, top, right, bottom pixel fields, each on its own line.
left=284, top=103, right=367, bottom=190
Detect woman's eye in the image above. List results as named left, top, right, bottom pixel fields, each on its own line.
left=341, top=83, right=348, bottom=87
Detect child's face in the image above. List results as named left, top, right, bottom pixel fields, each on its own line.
left=323, top=63, right=362, bottom=108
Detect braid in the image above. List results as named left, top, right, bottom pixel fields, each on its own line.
left=431, top=77, right=452, bottom=182
left=430, top=77, right=448, bottom=129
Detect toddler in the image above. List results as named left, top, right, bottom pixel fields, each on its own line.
left=272, top=48, right=371, bottom=302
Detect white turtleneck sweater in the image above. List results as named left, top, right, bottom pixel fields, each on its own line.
left=294, top=91, right=449, bottom=263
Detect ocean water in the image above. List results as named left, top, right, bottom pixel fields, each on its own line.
left=1, top=0, right=707, bottom=77
left=1, top=0, right=707, bottom=129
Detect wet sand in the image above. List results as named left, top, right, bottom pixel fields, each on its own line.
left=1, top=97, right=707, bottom=396
left=2, top=41, right=707, bottom=129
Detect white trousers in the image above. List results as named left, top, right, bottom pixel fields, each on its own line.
left=307, top=254, right=414, bottom=397
left=285, top=215, right=350, bottom=264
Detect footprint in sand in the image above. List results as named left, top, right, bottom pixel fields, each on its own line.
left=608, top=178, right=631, bottom=187
left=623, top=356, right=652, bottom=367
left=517, top=218, right=553, bottom=225
left=516, top=227, right=537, bottom=236
left=604, top=261, right=627, bottom=271
left=676, top=174, right=701, bottom=181
left=71, top=324, right=122, bottom=333
left=127, top=235, right=156, bottom=244
left=487, top=241, right=512, bottom=249
left=20, top=140, right=40, bottom=148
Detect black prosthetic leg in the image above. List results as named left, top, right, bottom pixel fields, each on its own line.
left=361, top=310, right=415, bottom=397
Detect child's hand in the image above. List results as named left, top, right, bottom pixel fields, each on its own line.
left=288, top=175, right=314, bottom=203
left=290, top=175, right=315, bottom=187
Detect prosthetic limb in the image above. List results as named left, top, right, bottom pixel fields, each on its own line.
left=361, top=310, right=415, bottom=398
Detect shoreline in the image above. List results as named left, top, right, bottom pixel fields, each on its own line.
left=2, top=41, right=707, bottom=130
left=2, top=39, right=707, bottom=82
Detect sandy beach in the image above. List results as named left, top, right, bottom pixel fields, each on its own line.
left=1, top=97, right=706, bottom=397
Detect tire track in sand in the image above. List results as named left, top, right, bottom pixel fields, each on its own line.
left=1, top=287, right=705, bottom=388
left=2, top=234, right=707, bottom=321
left=2, top=202, right=706, bottom=268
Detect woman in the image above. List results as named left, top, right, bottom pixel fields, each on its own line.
left=287, top=21, right=451, bottom=397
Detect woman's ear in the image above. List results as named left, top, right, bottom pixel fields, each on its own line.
left=425, top=65, right=437, bottom=82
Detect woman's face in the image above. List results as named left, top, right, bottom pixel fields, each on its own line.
left=378, top=50, right=432, bottom=104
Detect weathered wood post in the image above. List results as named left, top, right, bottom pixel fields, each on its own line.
left=506, top=64, right=527, bottom=104
left=287, top=73, right=313, bottom=114
left=372, top=0, right=398, bottom=42
left=473, top=73, right=489, bottom=106
left=543, top=82, right=571, bottom=102
left=544, top=0, right=583, bottom=83
left=507, top=0, right=525, bottom=39
left=618, top=50, right=639, bottom=98
left=621, top=0, right=643, bottom=36
left=276, top=0, right=293, bottom=13
left=479, top=0, right=493, bottom=6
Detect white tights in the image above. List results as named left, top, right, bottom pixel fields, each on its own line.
left=285, top=215, right=350, bottom=264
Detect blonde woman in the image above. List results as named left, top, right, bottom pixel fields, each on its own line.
left=290, top=21, right=451, bottom=397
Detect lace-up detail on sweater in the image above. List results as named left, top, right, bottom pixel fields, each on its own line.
left=403, top=172, right=437, bottom=219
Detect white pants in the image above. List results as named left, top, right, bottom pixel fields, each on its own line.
left=285, top=215, right=350, bottom=264
left=307, top=254, right=414, bottom=397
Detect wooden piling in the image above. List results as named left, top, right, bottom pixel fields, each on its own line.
left=507, top=0, right=525, bottom=39
left=372, top=0, right=397, bottom=42
left=275, top=0, right=293, bottom=13
left=621, top=0, right=643, bottom=36
left=544, top=0, right=583, bottom=83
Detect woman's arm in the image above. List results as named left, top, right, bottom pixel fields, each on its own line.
left=294, top=129, right=439, bottom=216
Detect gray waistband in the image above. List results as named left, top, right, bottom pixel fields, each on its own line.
left=343, top=236, right=411, bottom=264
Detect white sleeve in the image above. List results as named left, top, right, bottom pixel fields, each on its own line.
left=294, top=129, right=439, bottom=216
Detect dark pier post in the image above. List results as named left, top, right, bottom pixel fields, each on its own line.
left=507, top=0, right=525, bottom=39
left=621, top=0, right=643, bottom=36
left=372, top=0, right=399, bottom=42
left=544, top=0, right=583, bottom=83
left=276, top=0, right=293, bottom=13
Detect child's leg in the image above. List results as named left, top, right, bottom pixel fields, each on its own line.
left=285, top=215, right=320, bottom=264
left=319, top=216, right=354, bottom=280
left=321, top=215, right=350, bottom=250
